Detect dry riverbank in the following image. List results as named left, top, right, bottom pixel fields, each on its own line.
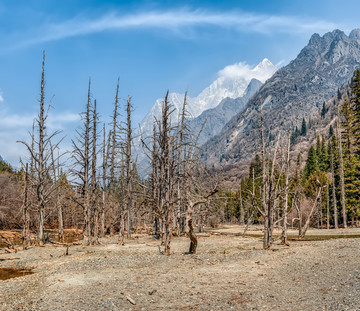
left=0, top=226, right=359, bottom=310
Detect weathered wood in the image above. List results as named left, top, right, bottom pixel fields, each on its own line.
left=188, top=219, right=198, bottom=254
left=22, top=163, right=30, bottom=248
left=281, top=129, right=291, bottom=245
left=336, top=117, right=347, bottom=228
left=300, top=187, right=323, bottom=238
left=330, top=147, right=338, bottom=229
left=126, top=296, right=136, bottom=305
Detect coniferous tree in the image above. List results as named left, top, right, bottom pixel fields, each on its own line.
left=304, top=145, right=317, bottom=179
left=350, top=69, right=360, bottom=151
left=337, top=88, right=342, bottom=100
left=345, top=70, right=360, bottom=222
left=319, top=135, right=329, bottom=172
left=321, top=102, right=326, bottom=118
left=249, top=154, right=262, bottom=178
left=301, top=118, right=307, bottom=136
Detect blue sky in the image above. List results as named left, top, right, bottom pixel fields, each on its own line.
left=1, top=0, right=360, bottom=166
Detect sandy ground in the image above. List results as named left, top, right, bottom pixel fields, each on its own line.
left=0, top=226, right=359, bottom=310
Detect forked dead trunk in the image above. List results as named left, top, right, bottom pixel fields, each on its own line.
left=188, top=219, right=198, bottom=254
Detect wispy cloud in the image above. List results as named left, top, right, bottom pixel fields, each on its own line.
left=0, top=111, right=79, bottom=130
left=218, top=59, right=277, bottom=83
left=15, top=9, right=341, bottom=48
left=0, top=108, right=79, bottom=165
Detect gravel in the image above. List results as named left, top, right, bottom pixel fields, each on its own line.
left=0, top=230, right=359, bottom=310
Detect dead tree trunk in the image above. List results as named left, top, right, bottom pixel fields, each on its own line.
left=19, top=51, right=63, bottom=245
left=326, top=179, right=330, bottom=230
left=330, top=147, right=338, bottom=229
left=300, top=187, right=322, bottom=238
left=260, top=109, right=270, bottom=249
left=84, top=80, right=92, bottom=244
left=265, top=138, right=280, bottom=249
left=37, top=52, right=46, bottom=244
left=188, top=219, right=197, bottom=254
left=336, top=119, right=347, bottom=228
left=71, top=77, right=93, bottom=245
left=50, top=145, right=64, bottom=242
left=118, top=151, right=126, bottom=246
left=243, top=168, right=257, bottom=236
left=281, top=129, right=291, bottom=245
left=154, top=91, right=177, bottom=256
left=110, top=79, right=120, bottom=240
left=239, top=178, right=245, bottom=225
left=22, top=163, right=30, bottom=248
left=101, top=125, right=111, bottom=238
left=91, top=99, right=99, bottom=245
left=125, top=95, right=133, bottom=238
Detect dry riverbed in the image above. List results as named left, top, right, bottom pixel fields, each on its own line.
left=0, top=226, right=360, bottom=310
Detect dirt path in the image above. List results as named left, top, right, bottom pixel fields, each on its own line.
left=0, top=228, right=359, bottom=310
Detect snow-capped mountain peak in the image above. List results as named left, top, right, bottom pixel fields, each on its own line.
left=138, top=58, right=277, bottom=138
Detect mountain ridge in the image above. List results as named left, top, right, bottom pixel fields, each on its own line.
left=138, top=58, right=277, bottom=138
left=202, top=29, right=360, bottom=169
left=188, top=78, right=263, bottom=145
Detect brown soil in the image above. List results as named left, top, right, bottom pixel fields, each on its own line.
left=0, top=225, right=359, bottom=310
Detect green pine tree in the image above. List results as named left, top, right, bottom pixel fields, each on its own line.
left=321, top=102, right=326, bottom=118
left=304, top=145, right=318, bottom=179
left=301, top=118, right=307, bottom=136
left=318, top=135, right=329, bottom=172
left=350, top=69, right=360, bottom=154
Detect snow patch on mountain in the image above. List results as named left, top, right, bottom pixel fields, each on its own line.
left=138, top=58, right=277, bottom=136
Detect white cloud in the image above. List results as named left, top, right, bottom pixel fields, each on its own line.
left=0, top=94, right=3, bottom=102
left=47, top=112, right=80, bottom=130
left=14, top=9, right=341, bottom=48
left=218, top=59, right=277, bottom=83
left=0, top=109, right=79, bottom=166
left=218, top=62, right=253, bottom=79
left=0, top=113, right=35, bottom=129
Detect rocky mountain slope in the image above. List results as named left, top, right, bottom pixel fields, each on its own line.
left=202, top=29, right=360, bottom=168
left=138, top=59, right=276, bottom=138
left=188, top=78, right=262, bottom=145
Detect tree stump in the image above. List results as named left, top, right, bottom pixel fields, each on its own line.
left=188, top=219, right=198, bottom=254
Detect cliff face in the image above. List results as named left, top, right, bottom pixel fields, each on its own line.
left=202, top=29, right=360, bottom=167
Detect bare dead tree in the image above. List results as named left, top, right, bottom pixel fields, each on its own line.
left=18, top=51, right=63, bottom=245
left=150, top=122, right=161, bottom=238
left=330, top=146, right=339, bottom=229
left=50, top=146, right=64, bottom=242
left=186, top=188, right=218, bottom=254
left=118, top=150, right=126, bottom=245
left=22, top=163, right=30, bottom=248
left=159, top=92, right=175, bottom=255
left=281, top=129, right=291, bottom=245
left=336, top=117, right=347, bottom=228
left=243, top=168, right=257, bottom=236
left=71, top=78, right=93, bottom=245
left=124, top=95, right=133, bottom=238
left=261, top=109, right=271, bottom=249
left=141, top=90, right=212, bottom=255
left=300, top=186, right=323, bottom=238
left=108, top=79, right=121, bottom=237
left=326, top=179, right=330, bottom=229
left=238, top=178, right=245, bottom=225
left=90, top=99, right=99, bottom=244
left=101, top=125, right=111, bottom=237
left=110, top=78, right=120, bottom=188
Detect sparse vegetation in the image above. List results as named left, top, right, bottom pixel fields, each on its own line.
left=1, top=35, right=360, bottom=310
